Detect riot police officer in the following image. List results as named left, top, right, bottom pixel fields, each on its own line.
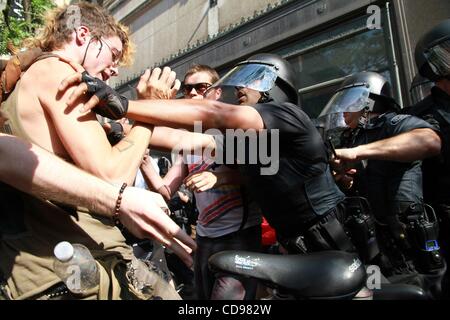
left=201, top=53, right=354, bottom=255
left=405, top=19, right=450, bottom=297
left=318, top=71, right=445, bottom=297
left=65, top=53, right=356, bottom=257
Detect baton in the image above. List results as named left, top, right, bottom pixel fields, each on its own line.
left=327, top=137, right=337, bottom=159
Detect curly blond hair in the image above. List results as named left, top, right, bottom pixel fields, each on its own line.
left=24, top=1, right=134, bottom=66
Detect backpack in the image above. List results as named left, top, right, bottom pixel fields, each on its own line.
left=0, top=47, right=44, bottom=104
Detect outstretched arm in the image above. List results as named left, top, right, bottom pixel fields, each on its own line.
left=335, top=128, right=441, bottom=162
left=59, top=71, right=265, bottom=131
left=127, top=98, right=265, bottom=131
left=0, top=133, right=196, bottom=266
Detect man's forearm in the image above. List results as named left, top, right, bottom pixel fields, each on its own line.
left=150, top=126, right=216, bottom=155
left=108, top=122, right=153, bottom=184
left=140, top=161, right=166, bottom=192
left=350, top=128, right=441, bottom=162
left=128, top=99, right=225, bottom=130
left=0, top=134, right=117, bottom=217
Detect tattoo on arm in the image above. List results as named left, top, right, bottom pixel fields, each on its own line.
left=116, top=138, right=135, bottom=152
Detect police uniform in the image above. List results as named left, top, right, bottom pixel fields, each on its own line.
left=341, top=111, right=443, bottom=279
left=231, top=101, right=351, bottom=253
left=407, top=87, right=450, bottom=268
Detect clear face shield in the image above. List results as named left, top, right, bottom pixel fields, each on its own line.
left=314, top=85, right=372, bottom=142
left=204, top=63, right=278, bottom=104
left=313, top=112, right=349, bottom=147
left=425, top=38, right=450, bottom=78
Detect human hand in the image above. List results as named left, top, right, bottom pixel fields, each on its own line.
left=119, top=186, right=196, bottom=267
left=148, top=190, right=171, bottom=215
left=58, top=71, right=128, bottom=119
left=141, top=153, right=153, bottom=169
left=332, top=168, right=356, bottom=190
left=56, top=55, right=86, bottom=73
left=335, top=148, right=359, bottom=162
left=136, top=67, right=180, bottom=100
left=184, top=171, right=218, bottom=192
left=177, top=191, right=190, bottom=203
left=330, top=153, right=357, bottom=190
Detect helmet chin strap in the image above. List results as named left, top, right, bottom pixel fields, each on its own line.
left=258, top=91, right=270, bottom=103
left=357, top=107, right=371, bottom=129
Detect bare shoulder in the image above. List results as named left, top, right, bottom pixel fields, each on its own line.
left=21, top=57, right=82, bottom=113
left=22, top=57, right=77, bottom=95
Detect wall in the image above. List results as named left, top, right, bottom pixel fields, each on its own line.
left=109, top=0, right=281, bottom=87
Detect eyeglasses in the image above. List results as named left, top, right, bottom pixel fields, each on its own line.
left=100, top=37, right=122, bottom=66
left=182, top=82, right=212, bottom=95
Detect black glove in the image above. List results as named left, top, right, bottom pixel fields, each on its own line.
left=81, top=71, right=128, bottom=120
left=106, top=121, right=124, bottom=146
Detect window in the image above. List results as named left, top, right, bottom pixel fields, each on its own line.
left=276, top=8, right=398, bottom=118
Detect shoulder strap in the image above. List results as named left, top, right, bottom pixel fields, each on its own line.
left=1, top=48, right=60, bottom=103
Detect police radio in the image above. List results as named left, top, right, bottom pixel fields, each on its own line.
left=343, top=197, right=380, bottom=264
left=405, top=204, right=444, bottom=273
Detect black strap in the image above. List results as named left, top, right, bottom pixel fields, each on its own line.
left=33, top=53, right=60, bottom=63
left=318, top=214, right=355, bottom=252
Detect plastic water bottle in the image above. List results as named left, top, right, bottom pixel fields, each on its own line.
left=53, top=241, right=99, bottom=294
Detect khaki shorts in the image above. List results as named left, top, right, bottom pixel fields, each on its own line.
left=24, top=257, right=181, bottom=300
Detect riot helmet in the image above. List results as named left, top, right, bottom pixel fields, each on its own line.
left=415, top=19, right=450, bottom=81
left=205, top=53, right=298, bottom=105
left=315, top=72, right=398, bottom=134
left=409, top=73, right=434, bottom=105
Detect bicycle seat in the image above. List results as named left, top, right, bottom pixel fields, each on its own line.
left=208, top=250, right=366, bottom=299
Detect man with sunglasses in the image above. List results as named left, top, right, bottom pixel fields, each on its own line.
left=405, top=19, right=450, bottom=297
left=140, top=64, right=262, bottom=300
left=182, top=65, right=215, bottom=99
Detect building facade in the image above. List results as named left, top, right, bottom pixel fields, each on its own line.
left=106, top=0, right=449, bottom=117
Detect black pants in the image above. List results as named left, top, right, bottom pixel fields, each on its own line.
left=194, top=225, right=261, bottom=300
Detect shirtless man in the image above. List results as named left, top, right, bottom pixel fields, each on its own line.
left=0, top=2, right=185, bottom=300
left=0, top=133, right=194, bottom=262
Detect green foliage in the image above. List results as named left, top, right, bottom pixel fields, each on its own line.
left=0, top=0, right=56, bottom=55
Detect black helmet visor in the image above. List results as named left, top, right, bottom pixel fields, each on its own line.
left=425, top=38, right=450, bottom=77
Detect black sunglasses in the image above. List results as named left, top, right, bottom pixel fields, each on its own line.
left=182, top=82, right=212, bottom=95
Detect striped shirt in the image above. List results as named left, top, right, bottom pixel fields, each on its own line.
left=186, top=155, right=261, bottom=238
